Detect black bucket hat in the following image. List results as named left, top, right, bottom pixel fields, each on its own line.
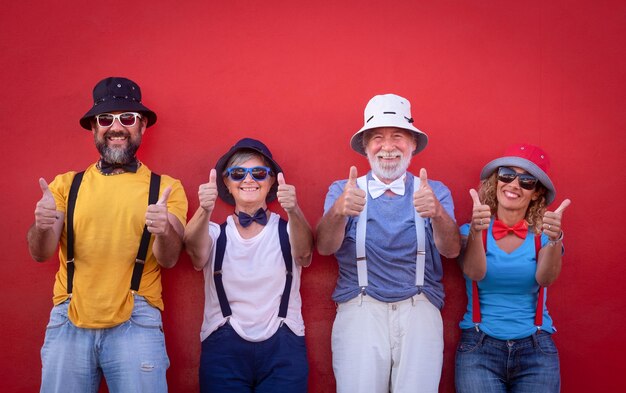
left=79, top=77, right=157, bottom=130
left=215, top=138, right=282, bottom=206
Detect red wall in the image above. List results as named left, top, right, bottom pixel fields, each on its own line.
left=2, top=1, right=625, bottom=392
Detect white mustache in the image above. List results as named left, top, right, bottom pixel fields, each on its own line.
left=376, top=150, right=402, bottom=158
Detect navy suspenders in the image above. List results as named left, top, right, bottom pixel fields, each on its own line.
left=65, top=171, right=161, bottom=294
left=213, top=218, right=293, bottom=319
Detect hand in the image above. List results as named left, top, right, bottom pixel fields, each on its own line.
left=469, top=188, right=491, bottom=232
left=336, top=166, right=366, bottom=217
left=198, top=169, right=218, bottom=214
left=542, top=199, right=570, bottom=241
left=413, top=168, right=441, bottom=218
left=146, top=186, right=172, bottom=235
left=34, top=178, right=59, bottom=231
left=276, top=172, right=298, bottom=213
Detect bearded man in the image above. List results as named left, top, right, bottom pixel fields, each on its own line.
left=27, top=77, right=187, bottom=393
left=316, top=94, right=461, bottom=393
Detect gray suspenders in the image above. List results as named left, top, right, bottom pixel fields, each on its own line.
left=355, top=175, right=427, bottom=290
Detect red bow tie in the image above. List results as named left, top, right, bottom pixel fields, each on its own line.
left=492, top=219, right=528, bottom=240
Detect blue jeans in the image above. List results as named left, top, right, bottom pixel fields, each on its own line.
left=40, top=295, right=169, bottom=393
left=199, top=323, right=309, bottom=393
left=455, top=328, right=560, bottom=393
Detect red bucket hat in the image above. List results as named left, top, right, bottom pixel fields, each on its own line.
left=480, top=143, right=556, bottom=205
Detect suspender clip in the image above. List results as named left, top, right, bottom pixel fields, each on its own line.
left=213, top=270, right=223, bottom=276
left=67, top=258, right=75, bottom=265
left=135, top=258, right=145, bottom=265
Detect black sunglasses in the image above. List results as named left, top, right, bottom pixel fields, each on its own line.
left=226, top=166, right=272, bottom=181
left=497, top=167, right=538, bottom=190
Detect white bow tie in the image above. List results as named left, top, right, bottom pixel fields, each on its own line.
left=368, top=175, right=406, bottom=199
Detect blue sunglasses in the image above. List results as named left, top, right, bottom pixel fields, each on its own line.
left=226, top=166, right=272, bottom=181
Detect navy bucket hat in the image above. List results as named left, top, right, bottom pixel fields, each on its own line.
left=215, top=138, right=282, bottom=206
left=79, top=77, right=157, bottom=130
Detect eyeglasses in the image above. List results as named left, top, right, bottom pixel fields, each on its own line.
left=497, top=167, right=538, bottom=190
left=226, top=166, right=272, bottom=181
left=95, top=112, right=142, bottom=127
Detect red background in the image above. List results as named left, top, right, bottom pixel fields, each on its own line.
left=2, top=1, right=625, bottom=392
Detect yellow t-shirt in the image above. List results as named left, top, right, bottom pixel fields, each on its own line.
left=49, top=163, right=188, bottom=328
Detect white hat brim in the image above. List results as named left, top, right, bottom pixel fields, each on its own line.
left=350, top=119, right=428, bottom=156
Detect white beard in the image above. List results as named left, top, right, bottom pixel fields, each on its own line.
left=367, top=149, right=411, bottom=181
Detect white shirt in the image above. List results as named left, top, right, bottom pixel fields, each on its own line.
left=200, top=213, right=305, bottom=342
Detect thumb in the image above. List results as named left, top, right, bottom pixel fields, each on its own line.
left=209, top=168, right=217, bottom=184
left=277, top=172, right=286, bottom=185
left=469, top=189, right=482, bottom=206
left=554, top=198, right=571, bottom=214
left=419, top=168, right=428, bottom=189
left=157, top=186, right=172, bottom=205
left=39, top=178, right=53, bottom=199
left=348, top=166, right=358, bottom=186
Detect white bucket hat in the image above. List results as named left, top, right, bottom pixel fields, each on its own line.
left=350, top=93, right=428, bottom=156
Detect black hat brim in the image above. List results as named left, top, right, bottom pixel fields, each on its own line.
left=79, top=98, right=157, bottom=130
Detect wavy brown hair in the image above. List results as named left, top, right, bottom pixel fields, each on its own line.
left=478, top=171, right=547, bottom=234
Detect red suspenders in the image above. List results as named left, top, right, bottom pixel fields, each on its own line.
left=471, top=230, right=544, bottom=330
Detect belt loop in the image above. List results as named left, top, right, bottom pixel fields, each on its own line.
left=531, top=331, right=539, bottom=347
left=477, top=330, right=486, bottom=347
left=411, top=295, right=416, bottom=306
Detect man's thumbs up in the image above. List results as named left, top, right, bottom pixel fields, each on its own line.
left=414, top=168, right=442, bottom=218
left=39, top=178, right=54, bottom=200
left=337, top=166, right=365, bottom=217
left=419, top=168, right=429, bottom=190
left=157, top=186, right=172, bottom=206
left=147, top=186, right=173, bottom=235
left=34, top=178, right=59, bottom=230
left=348, top=166, right=358, bottom=186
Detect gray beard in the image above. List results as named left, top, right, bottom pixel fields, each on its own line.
left=95, top=132, right=141, bottom=164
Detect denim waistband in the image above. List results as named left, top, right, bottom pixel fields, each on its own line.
left=462, top=327, right=551, bottom=349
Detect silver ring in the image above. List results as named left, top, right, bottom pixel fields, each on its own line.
left=548, top=224, right=552, bottom=230
left=479, top=219, right=484, bottom=225
left=147, top=219, right=152, bottom=226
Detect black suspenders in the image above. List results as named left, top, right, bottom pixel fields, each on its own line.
left=65, top=171, right=161, bottom=294
left=213, top=218, right=293, bottom=319
left=131, top=173, right=161, bottom=291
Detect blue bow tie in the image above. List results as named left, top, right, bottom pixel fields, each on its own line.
left=236, top=208, right=268, bottom=227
